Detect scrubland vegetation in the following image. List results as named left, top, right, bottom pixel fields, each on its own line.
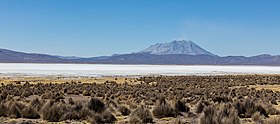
left=1, top=75, right=280, bottom=123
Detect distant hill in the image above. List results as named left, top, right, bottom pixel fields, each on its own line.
left=0, top=49, right=67, bottom=63
left=81, top=53, right=280, bottom=65
left=137, top=40, right=215, bottom=56
left=0, top=40, right=280, bottom=65
left=54, top=55, right=83, bottom=60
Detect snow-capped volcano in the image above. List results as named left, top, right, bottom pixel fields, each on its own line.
left=138, top=40, right=216, bottom=56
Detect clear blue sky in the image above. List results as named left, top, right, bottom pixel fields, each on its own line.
left=0, top=0, right=280, bottom=57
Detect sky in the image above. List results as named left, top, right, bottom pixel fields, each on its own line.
left=0, top=0, right=280, bottom=57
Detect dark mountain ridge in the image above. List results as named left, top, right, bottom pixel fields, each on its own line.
left=0, top=40, right=279, bottom=65
left=0, top=49, right=68, bottom=63
left=80, top=53, right=280, bottom=65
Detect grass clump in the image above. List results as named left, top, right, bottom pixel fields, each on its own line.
left=175, top=100, right=189, bottom=113
left=0, top=102, right=7, bottom=117
left=88, top=111, right=116, bottom=124
left=7, top=102, right=24, bottom=118
left=88, top=97, right=105, bottom=113
left=200, top=103, right=240, bottom=124
left=234, top=98, right=269, bottom=118
left=41, top=100, right=64, bottom=122
left=21, top=105, right=40, bottom=119
left=252, top=112, right=262, bottom=124
left=129, top=106, right=153, bottom=124
left=264, top=117, right=280, bottom=124
left=152, top=98, right=177, bottom=118
left=118, top=105, right=131, bottom=116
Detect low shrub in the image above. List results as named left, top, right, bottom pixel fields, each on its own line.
left=118, top=105, right=131, bottom=116
left=7, top=101, right=25, bottom=118
left=21, top=90, right=32, bottom=98
left=88, top=98, right=105, bottom=113
left=60, top=111, right=81, bottom=121
left=200, top=103, right=240, bottom=124
left=234, top=99, right=269, bottom=118
left=21, top=105, right=40, bottom=119
left=196, top=101, right=205, bottom=114
left=0, top=102, right=7, bottom=116
left=82, top=90, right=91, bottom=96
left=153, top=103, right=177, bottom=118
left=41, top=101, right=64, bottom=122
left=0, top=90, right=8, bottom=100
left=152, top=98, right=177, bottom=118
left=264, top=117, right=280, bottom=124
left=252, top=112, right=262, bottom=123
left=262, top=104, right=280, bottom=115
left=130, top=106, right=153, bottom=124
left=89, top=111, right=116, bottom=124
left=175, top=100, right=189, bottom=113
left=68, top=97, right=75, bottom=105
left=30, top=97, right=42, bottom=111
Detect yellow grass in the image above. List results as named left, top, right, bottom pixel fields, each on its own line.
left=0, top=76, right=142, bottom=85
left=249, top=85, right=280, bottom=92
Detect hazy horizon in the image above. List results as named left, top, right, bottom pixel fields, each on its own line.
left=1, top=0, right=280, bottom=57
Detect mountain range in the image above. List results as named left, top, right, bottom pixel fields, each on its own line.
left=1, top=40, right=280, bottom=65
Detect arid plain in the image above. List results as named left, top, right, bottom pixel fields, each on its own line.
left=1, top=74, right=280, bottom=124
